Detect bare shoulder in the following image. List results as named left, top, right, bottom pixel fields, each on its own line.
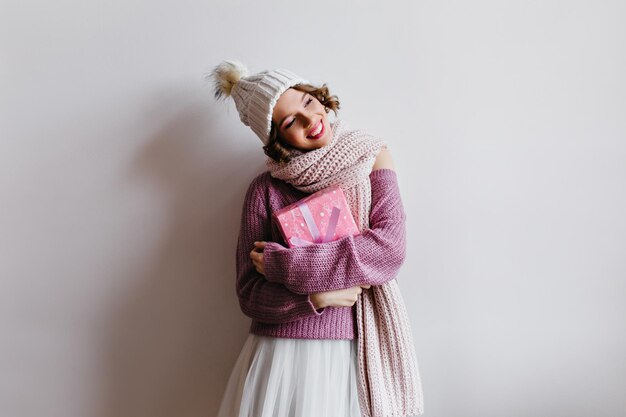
left=371, top=145, right=396, bottom=172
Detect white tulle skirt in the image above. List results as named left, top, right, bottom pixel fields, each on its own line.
left=217, top=333, right=363, bottom=417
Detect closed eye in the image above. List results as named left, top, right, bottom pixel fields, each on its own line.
left=286, top=97, right=313, bottom=129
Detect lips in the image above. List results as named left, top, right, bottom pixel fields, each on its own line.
left=307, top=120, right=324, bottom=139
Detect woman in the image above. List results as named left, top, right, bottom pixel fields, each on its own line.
left=209, top=60, right=412, bottom=417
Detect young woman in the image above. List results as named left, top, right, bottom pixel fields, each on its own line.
left=209, top=60, right=407, bottom=417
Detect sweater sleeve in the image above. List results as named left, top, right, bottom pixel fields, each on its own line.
left=262, top=168, right=407, bottom=295
left=235, top=174, right=326, bottom=323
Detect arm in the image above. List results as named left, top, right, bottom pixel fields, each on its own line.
left=263, top=168, right=407, bottom=295
left=235, top=175, right=326, bottom=323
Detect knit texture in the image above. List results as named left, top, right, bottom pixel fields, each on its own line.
left=210, top=60, right=309, bottom=145
left=263, top=118, right=424, bottom=416
left=233, top=68, right=309, bottom=146
left=266, top=118, right=387, bottom=196
left=235, top=168, right=405, bottom=339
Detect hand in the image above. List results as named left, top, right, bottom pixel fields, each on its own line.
left=250, top=241, right=267, bottom=275
left=310, top=284, right=372, bottom=309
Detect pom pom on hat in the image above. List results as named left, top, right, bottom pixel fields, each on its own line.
left=206, top=59, right=310, bottom=146
left=208, top=59, right=249, bottom=101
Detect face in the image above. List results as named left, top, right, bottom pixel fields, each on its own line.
left=271, top=88, right=332, bottom=151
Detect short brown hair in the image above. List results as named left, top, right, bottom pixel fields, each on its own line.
left=262, top=83, right=340, bottom=163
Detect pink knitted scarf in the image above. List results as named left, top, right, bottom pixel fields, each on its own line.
left=266, top=118, right=384, bottom=230
left=266, top=118, right=425, bottom=417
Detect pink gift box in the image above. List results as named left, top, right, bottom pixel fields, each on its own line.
left=272, top=185, right=361, bottom=248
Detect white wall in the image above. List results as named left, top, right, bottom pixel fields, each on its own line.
left=1, top=1, right=624, bottom=416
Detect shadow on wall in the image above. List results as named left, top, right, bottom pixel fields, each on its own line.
left=93, top=89, right=263, bottom=417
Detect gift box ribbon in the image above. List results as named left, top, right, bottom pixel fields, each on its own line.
left=289, top=202, right=341, bottom=247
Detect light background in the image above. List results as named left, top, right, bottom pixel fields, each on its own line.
left=1, top=1, right=625, bottom=416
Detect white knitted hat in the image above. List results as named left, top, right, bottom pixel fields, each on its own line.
left=208, top=59, right=310, bottom=146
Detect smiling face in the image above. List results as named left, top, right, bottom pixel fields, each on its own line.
left=271, top=88, right=332, bottom=152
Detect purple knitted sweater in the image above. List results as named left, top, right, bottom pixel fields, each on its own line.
left=235, top=168, right=406, bottom=340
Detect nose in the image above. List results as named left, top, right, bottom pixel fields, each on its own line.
left=300, top=112, right=316, bottom=129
